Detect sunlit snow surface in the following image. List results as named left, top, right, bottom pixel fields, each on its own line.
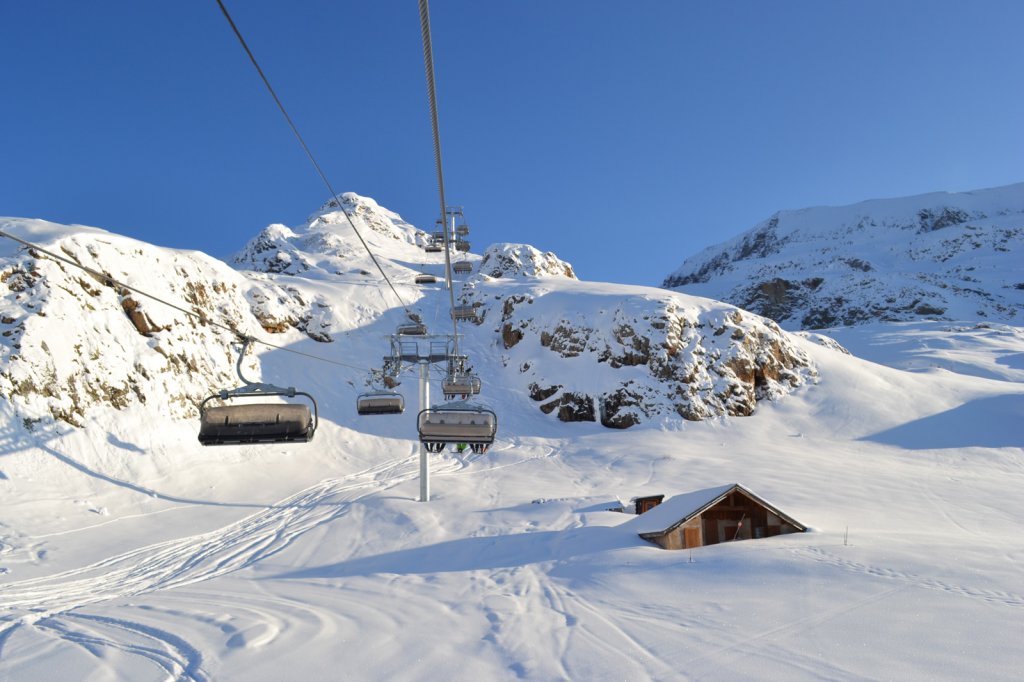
left=1, top=207, right=1022, bottom=680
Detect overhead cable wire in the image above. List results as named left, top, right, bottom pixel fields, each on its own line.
left=417, top=0, right=461, bottom=353
left=213, top=0, right=413, bottom=318
left=0, top=229, right=367, bottom=372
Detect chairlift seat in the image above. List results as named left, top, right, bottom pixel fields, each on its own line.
left=199, top=403, right=313, bottom=445
left=397, top=322, right=428, bottom=336
left=417, top=404, right=496, bottom=449
left=415, top=274, right=438, bottom=284
left=442, top=377, right=481, bottom=400
left=357, top=391, right=405, bottom=415
left=451, top=305, right=476, bottom=321
left=424, top=243, right=443, bottom=253
left=455, top=240, right=470, bottom=252
left=455, top=224, right=469, bottom=237
left=453, top=261, right=472, bottom=274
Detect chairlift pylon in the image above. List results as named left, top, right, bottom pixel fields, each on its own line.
left=198, top=337, right=317, bottom=445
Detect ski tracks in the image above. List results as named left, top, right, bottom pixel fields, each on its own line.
left=0, top=451, right=425, bottom=679
left=791, top=545, right=1024, bottom=607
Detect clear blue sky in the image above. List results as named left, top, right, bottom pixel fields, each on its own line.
left=3, top=1, right=1022, bottom=285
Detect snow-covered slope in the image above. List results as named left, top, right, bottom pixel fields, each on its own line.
left=1, top=195, right=1022, bottom=681
left=664, top=183, right=1024, bottom=329
left=0, top=218, right=332, bottom=426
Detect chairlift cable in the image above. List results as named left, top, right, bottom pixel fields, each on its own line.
left=214, top=0, right=413, bottom=318
left=0, top=229, right=367, bottom=373
left=417, top=0, right=461, bottom=354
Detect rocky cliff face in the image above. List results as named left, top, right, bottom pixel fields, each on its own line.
left=664, top=183, right=1024, bottom=329
left=460, top=260, right=815, bottom=427
left=0, top=220, right=329, bottom=428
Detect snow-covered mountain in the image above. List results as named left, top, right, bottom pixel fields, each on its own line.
left=663, top=183, right=1024, bottom=329
left=2, top=194, right=1022, bottom=681
left=0, top=191, right=806, bottom=430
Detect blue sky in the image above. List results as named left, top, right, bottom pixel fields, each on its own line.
left=2, top=1, right=1022, bottom=285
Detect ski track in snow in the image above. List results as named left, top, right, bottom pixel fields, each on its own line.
left=790, top=546, right=1024, bottom=607
left=0, top=449, right=472, bottom=679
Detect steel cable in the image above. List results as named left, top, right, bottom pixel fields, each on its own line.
left=214, top=0, right=413, bottom=318
left=0, top=229, right=368, bottom=372
left=417, top=0, right=461, bottom=355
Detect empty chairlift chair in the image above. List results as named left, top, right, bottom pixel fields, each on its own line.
left=451, top=305, right=477, bottom=322
left=356, top=390, right=405, bottom=415
left=455, top=224, right=469, bottom=237
left=442, top=373, right=481, bottom=400
left=455, top=239, right=470, bottom=253
left=418, top=402, right=497, bottom=454
left=415, top=273, right=438, bottom=284
left=396, top=322, right=428, bottom=336
left=452, top=261, right=472, bottom=274
left=198, top=338, right=318, bottom=445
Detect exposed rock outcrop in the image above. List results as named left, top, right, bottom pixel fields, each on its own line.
left=472, top=279, right=816, bottom=427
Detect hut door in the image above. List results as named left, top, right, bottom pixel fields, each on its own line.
left=702, top=518, right=719, bottom=545
left=684, top=526, right=701, bottom=548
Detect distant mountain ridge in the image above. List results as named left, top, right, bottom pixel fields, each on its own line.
left=663, top=183, right=1024, bottom=329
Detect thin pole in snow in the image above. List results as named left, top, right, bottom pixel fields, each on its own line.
left=419, top=359, right=430, bottom=502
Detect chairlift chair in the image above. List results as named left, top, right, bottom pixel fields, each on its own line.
left=418, top=402, right=497, bottom=454
left=396, top=322, right=428, bottom=336
left=442, top=373, right=481, bottom=400
left=415, top=273, right=438, bottom=284
left=451, top=305, right=477, bottom=322
left=356, top=390, right=405, bottom=415
left=455, top=224, right=469, bottom=237
left=455, top=239, right=470, bottom=253
left=452, top=261, right=472, bottom=274
left=198, top=338, right=317, bottom=445
left=424, top=241, right=443, bottom=253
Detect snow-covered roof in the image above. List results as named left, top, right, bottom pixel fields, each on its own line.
left=629, top=484, right=805, bottom=536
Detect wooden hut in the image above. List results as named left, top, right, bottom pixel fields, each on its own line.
left=633, top=484, right=805, bottom=550
left=631, top=494, right=665, bottom=515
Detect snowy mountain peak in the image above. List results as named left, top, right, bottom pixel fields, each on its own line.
left=664, top=182, right=1024, bottom=328
left=234, top=192, right=427, bottom=277
left=475, top=243, right=577, bottom=280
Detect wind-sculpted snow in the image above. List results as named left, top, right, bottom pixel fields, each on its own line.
left=664, top=182, right=1024, bottom=328
left=459, top=277, right=815, bottom=427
